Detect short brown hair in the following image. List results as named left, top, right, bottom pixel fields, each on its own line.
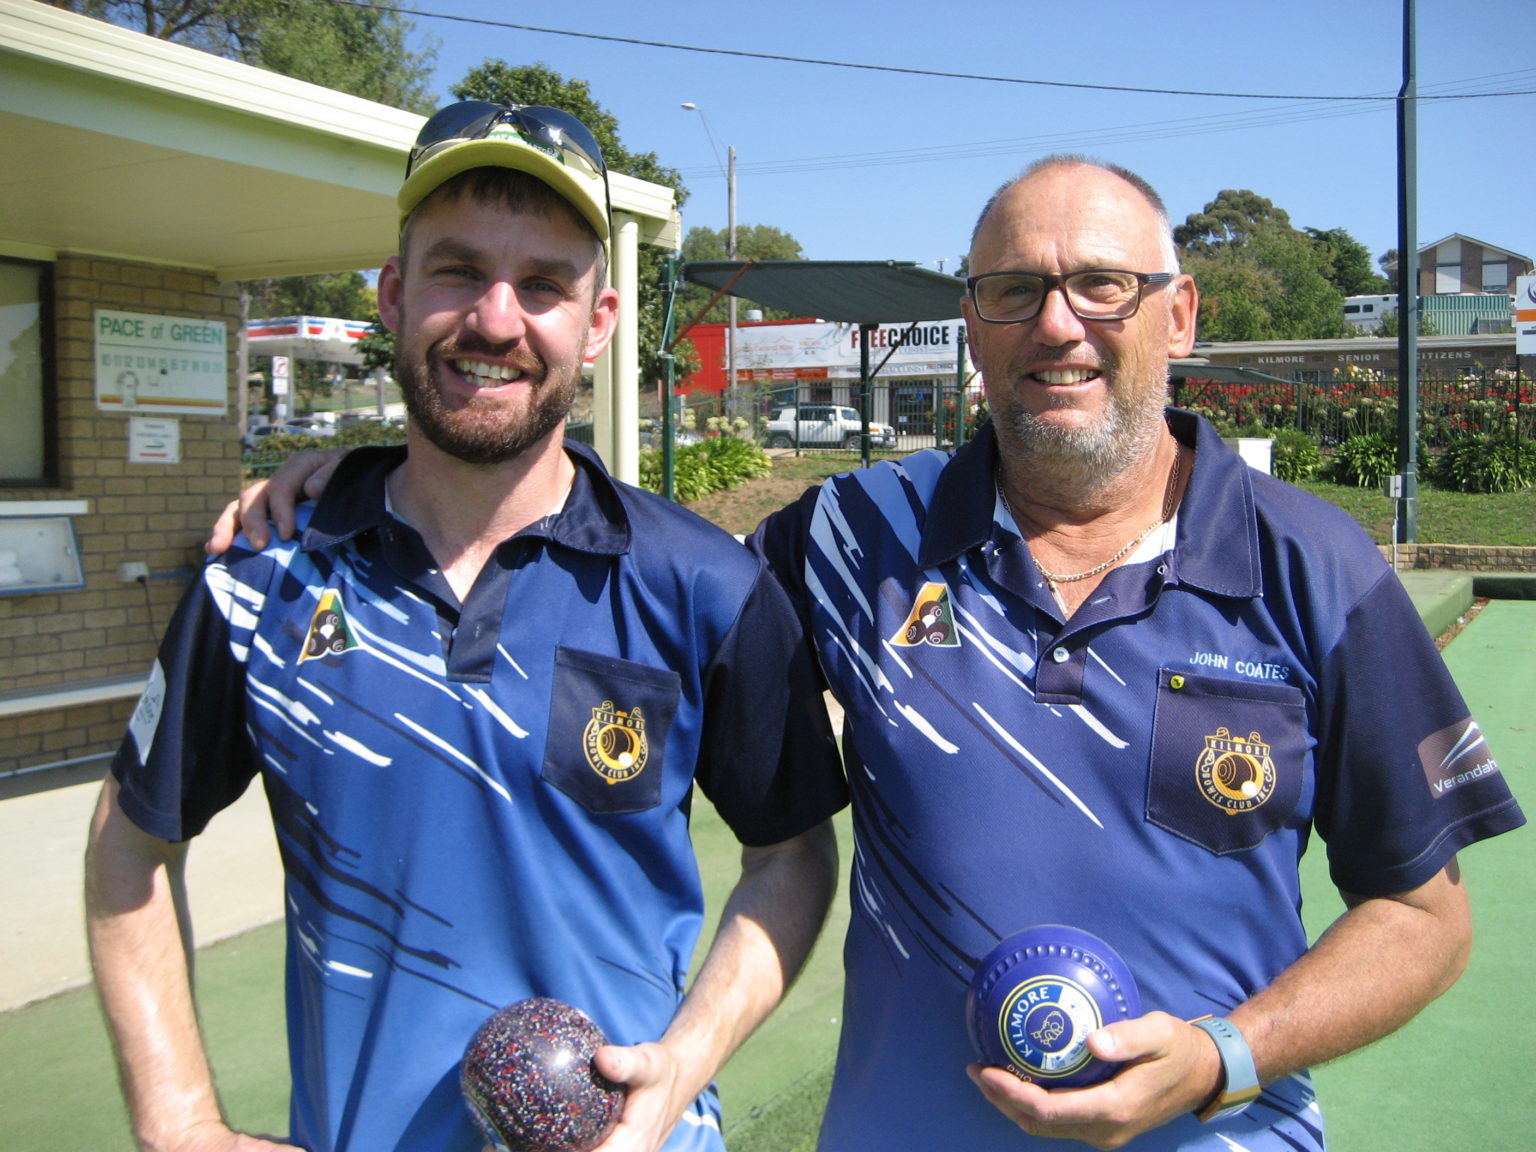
left=399, top=167, right=609, bottom=290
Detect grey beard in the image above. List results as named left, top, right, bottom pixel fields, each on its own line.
left=996, top=382, right=1166, bottom=496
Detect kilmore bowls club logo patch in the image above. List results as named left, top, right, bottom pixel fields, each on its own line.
left=583, top=701, right=649, bottom=784
left=1196, top=727, right=1276, bottom=813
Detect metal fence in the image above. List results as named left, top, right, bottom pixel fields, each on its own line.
left=467, top=370, right=1535, bottom=464
left=663, top=380, right=987, bottom=454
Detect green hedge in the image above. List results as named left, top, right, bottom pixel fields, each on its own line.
left=1431, top=436, right=1535, bottom=494
left=1329, top=431, right=1399, bottom=488
left=639, top=436, right=773, bottom=502
left=1270, top=427, right=1320, bottom=484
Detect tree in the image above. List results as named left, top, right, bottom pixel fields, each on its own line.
left=1177, top=190, right=1351, bottom=342
left=677, top=224, right=807, bottom=326
left=1305, top=227, right=1393, bottom=296
left=1173, top=189, right=1291, bottom=253
left=451, top=61, right=689, bottom=387
left=245, top=272, right=375, bottom=322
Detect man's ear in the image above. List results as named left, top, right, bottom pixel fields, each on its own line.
left=377, top=256, right=405, bottom=334
left=582, top=286, right=621, bottom=364
left=1166, top=274, right=1199, bottom=358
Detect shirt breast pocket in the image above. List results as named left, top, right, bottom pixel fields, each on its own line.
left=543, top=647, right=681, bottom=816
left=1147, top=669, right=1307, bottom=855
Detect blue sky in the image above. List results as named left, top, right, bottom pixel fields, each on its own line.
left=403, top=0, right=1534, bottom=276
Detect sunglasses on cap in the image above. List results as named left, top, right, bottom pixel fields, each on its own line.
left=405, top=101, right=612, bottom=230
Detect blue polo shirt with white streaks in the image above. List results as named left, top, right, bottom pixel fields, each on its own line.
left=114, top=442, right=846, bottom=1152
left=753, top=410, right=1523, bottom=1152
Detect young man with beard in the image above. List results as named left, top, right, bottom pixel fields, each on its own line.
left=86, top=103, right=844, bottom=1152
left=213, top=156, right=1523, bottom=1151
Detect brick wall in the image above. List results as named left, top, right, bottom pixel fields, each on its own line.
left=1380, top=543, right=1536, bottom=572
left=0, top=254, right=243, bottom=772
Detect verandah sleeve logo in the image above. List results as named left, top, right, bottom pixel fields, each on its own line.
left=1418, top=719, right=1500, bottom=797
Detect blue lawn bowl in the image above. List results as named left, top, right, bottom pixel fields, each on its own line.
left=966, top=925, right=1141, bottom=1088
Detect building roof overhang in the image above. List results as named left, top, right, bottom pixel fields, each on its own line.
left=0, top=0, right=677, bottom=281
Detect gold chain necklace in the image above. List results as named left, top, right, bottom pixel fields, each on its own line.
left=997, top=447, right=1182, bottom=587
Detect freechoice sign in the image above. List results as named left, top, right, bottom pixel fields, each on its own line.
left=731, top=319, right=965, bottom=379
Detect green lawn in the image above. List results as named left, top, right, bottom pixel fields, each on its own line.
left=1299, top=478, right=1536, bottom=546
left=686, top=452, right=1536, bottom=546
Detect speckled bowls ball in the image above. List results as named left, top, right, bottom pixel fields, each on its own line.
left=461, top=997, right=626, bottom=1152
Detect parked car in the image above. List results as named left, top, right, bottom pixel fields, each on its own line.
left=284, top=415, right=336, bottom=435
left=637, top=425, right=704, bottom=449
left=242, top=422, right=334, bottom=451
left=762, top=405, right=895, bottom=450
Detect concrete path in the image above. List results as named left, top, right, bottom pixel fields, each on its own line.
left=0, top=761, right=284, bottom=1012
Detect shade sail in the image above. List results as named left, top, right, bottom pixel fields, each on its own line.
left=682, top=260, right=965, bottom=326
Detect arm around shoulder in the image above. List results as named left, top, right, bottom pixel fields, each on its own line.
left=207, top=447, right=348, bottom=555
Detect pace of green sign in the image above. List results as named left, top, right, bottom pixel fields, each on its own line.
left=94, top=309, right=228, bottom=415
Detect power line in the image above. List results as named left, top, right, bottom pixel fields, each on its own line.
left=690, top=101, right=1382, bottom=179
left=679, top=67, right=1536, bottom=181
left=335, top=0, right=1536, bottom=104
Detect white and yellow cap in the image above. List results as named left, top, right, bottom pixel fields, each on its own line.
left=399, top=101, right=611, bottom=243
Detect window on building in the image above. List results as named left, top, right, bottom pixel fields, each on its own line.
left=0, top=257, right=55, bottom=486
left=1482, top=261, right=1510, bottom=293
left=1435, top=263, right=1462, bottom=294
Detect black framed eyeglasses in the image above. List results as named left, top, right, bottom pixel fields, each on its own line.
left=407, top=101, right=611, bottom=218
left=966, top=270, right=1173, bottom=324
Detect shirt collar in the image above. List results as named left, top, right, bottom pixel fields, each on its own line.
left=917, top=409, right=1261, bottom=598
left=301, top=439, right=632, bottom=557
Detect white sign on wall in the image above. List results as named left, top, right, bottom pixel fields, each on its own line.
left=127, top=416, right=181, bottom=464
left=95, top=309, right=228, bottom=415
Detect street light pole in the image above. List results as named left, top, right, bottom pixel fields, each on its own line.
left=682, top=102, right=738, bottom=419
left=1394, top=0, right=1418, bottom=544
left=726, top=143, right=738, bottom=420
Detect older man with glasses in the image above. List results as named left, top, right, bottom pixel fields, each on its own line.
left=751, top=154, right=1522, bottom=1151
left=210, top=154, right=1523, bottom=1152
left=87, top=102, right=844, bottom=1152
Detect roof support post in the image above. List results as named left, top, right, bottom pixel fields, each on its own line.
left=595, top=212, right=641, bottom=485
left=859, top=324, right=874, bottom=469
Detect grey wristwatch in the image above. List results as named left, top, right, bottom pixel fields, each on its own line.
left=1190, top=1014, right=1261, bottom=1122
